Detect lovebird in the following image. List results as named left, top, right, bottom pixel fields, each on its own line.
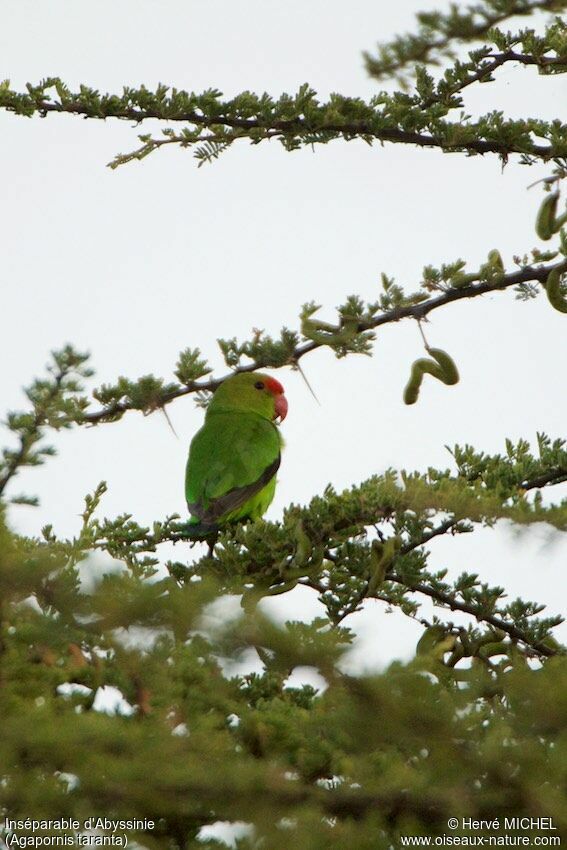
left=185, top=372, right=288, bottom=536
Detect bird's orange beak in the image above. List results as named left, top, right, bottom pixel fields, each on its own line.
left=274, top=393, right=288, bottom=422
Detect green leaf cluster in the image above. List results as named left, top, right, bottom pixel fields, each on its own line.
left=1, top=502, right=566, bottom=847
left=0, top=346, right=92, bottom=503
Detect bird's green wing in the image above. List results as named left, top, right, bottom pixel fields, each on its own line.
left=185, top=412, right=281, bottom=526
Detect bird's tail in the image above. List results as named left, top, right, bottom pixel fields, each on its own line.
left=185, top=518, right=219, bottom=540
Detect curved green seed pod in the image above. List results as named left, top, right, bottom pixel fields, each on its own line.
left=292, top=520, right=313, bottom=567
left=487, top=249, right=504, bottom=271
left=266, top=578, right=299, bottom=596
left=478, top=641, right=509, bottom=659
left=427, top=348, right=460, bottom=385
left=544, top=267, right=567, bottom=314
left=301, top=317, right=337, bottom=344
left=367, top=537, right=401, bottom=595
left=451, top=271, right=478, bottom=289
left=535, top=191, right=559, bottom=241
left=403, top=358, right=443, bottom=404
left=367, top=540, right=385, bottom=591
left=301, top=316, right=359, bottom=346
left=416, top=625, right=446, bottom=655
left=403, top=349, right=459, bottom=404
left=416, top=625, right=456, bottom=660
left=403, top=372, right=421, bottom=405
left=241, top=582, right=270, bottom=612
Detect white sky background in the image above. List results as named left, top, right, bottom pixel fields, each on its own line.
left=1, top=0, right=566, bottom=671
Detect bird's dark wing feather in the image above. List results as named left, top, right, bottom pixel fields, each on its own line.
left=187, top=454, right=280, bottom=524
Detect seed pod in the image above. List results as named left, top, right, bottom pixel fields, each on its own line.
left=301, top=315, right=359, bottom=347
left=292, top=520, right=312, bottom=567
left=416, top=625, right=456, bottom=659
left=367, top=540, right=386, bottom=593
left=367, top=537, right=400, bottom=595
left=535, top=191, right=559, bottom=241
left=427, top=348, right=460, bottom=385
left=544, top=267, right=567, bottom=314
left=403, top=355, right=455, bottom=404
left=451, top=271, right=478, bottom=289
left=487, top=249, right=504, bottom=271
left=403, top=346, right=459, bottom=405
left=478, top=641, right=509, bottom=659
left=403, top=375, right=421, bottom=405
left=553, top=210, right=567, bottom=233
left=403, top=359, right=431, bottom=404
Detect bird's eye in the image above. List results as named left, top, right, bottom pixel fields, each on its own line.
left=254, top=380, right=265, bottom=390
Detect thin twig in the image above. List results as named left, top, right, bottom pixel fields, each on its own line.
left=386, top=572, right=561, bottom=658
left=81, top=257, right=567, bottom=425
left=418, top=50, right=567, bottom=110
left=1, top=91, right=563, bottom=162
left=0, top=371, right=64, bottom=498
left=364, top=0, right=564, bottom=78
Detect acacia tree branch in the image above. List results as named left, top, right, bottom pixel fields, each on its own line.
left=386, top=572, right=560, bottom=657
left=115, top=122, right=559, bottom=165
left=321, top=518, right=461, bottom=626
left=304, top=460, right=567, bottom=658
left=305, top=561, right=560, bottom=660
left=134, top=457, right=567, bottom=657
left=276, top=782, right=447, bottom=825
left=363, top=0, right=566, bottom=79
left=4, top=95, right=559, bottom=159
left=522, top=467, right=567, bottom=489
left=3, top=76, right=567, bottom=168
left=81, top=256, right=567, bottom=425
left=419, top=49, right=567, bottom=110
left=0, top=373, right=64, bottom=498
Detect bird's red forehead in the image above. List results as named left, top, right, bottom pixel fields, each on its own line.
left=265, top=376, right=285, bottom=396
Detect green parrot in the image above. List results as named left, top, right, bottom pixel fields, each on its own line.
left=185, top=372, right=288, bottom=536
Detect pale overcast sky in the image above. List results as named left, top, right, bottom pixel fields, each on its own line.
left=1, top=0, right=566, bottom=669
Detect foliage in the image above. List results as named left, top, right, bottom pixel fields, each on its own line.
left=1, top=2, right=567, bottom=169
left=1, top=1, right=567, bottom=847
left=1, top=494, right=567, bottom=847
